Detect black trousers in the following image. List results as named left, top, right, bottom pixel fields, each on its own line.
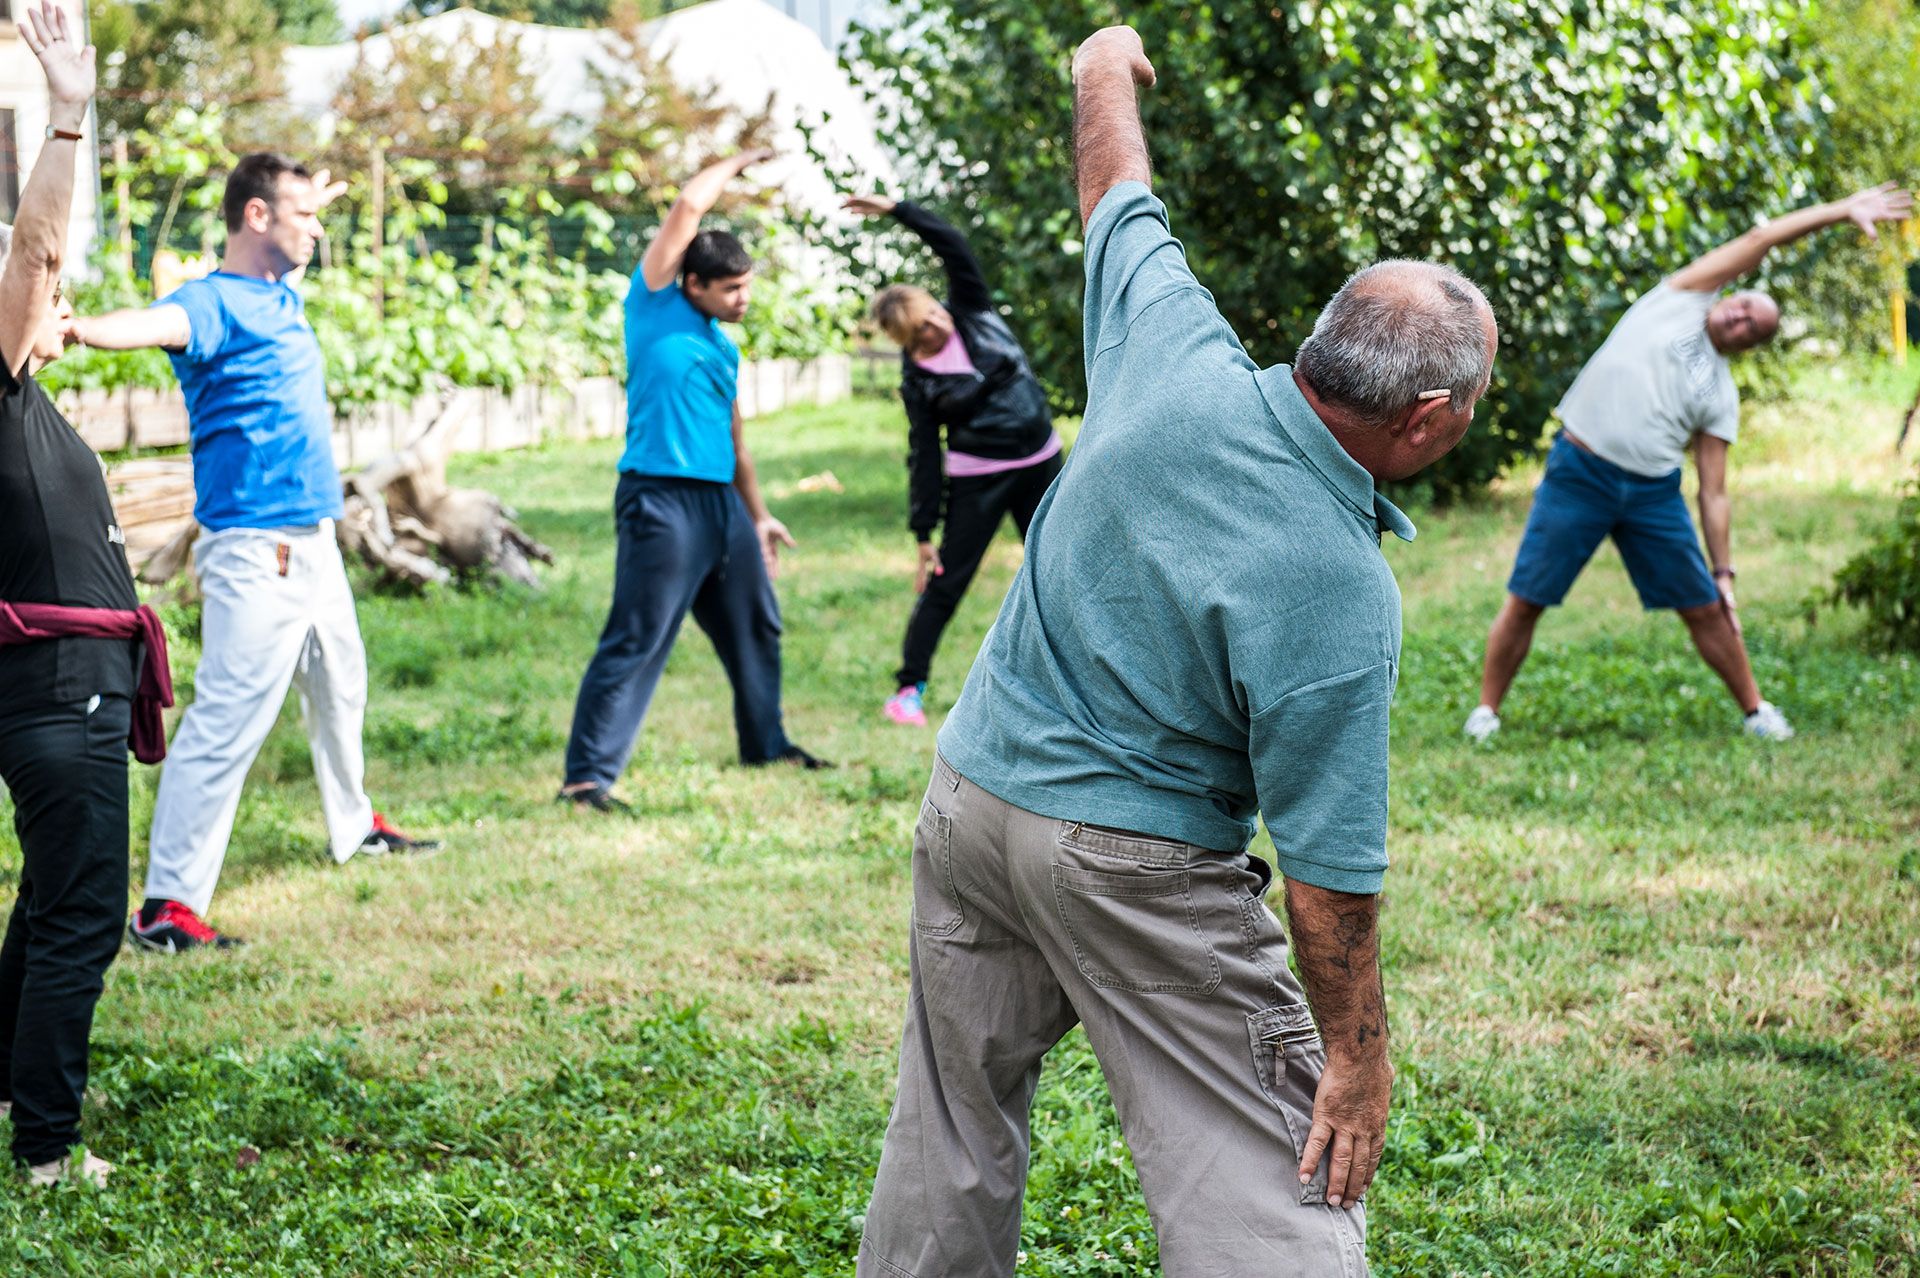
left=0, top=693, right=130, bottom=1166
left=897, top=453, right=1064, bottom=690
left=564, top=474, right=792, bottom=786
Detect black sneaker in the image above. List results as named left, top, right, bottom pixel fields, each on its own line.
left=753, top=746, right=836, bottom=771
left=358, top=813, right=441, bottom=857
left=556, top=785, right=635, bottom=814
left=128, top=900, right=245, bottom=952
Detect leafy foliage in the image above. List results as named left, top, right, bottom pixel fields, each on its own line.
left=1824, top=466, right=1920, bottom=651
left=1793, top=0, right=1920, bottom=354
left=841, top=0, right=1826, bottom=497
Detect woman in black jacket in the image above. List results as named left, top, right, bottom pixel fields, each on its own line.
left=844, top=194, right=1063, bottom=726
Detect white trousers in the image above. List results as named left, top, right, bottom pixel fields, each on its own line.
left=142, top=523, right=374, bottom=914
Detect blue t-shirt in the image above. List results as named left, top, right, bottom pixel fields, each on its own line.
left=937, top=182, right=1416, bottom=896
left=620, top=272, right=740, bottom=482
left=159, top=272, right=343, bottom=532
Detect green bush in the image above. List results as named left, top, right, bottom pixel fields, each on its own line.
left=1826, top=468, right=1920, bottom=650
left=1791, top=0, right=1920, bottom=355
left=841, top=0, right=1827, bottom=498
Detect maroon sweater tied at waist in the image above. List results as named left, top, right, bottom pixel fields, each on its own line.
left=0, top=601, right=175, bottom=763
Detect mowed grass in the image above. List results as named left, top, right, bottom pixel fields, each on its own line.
left=3, top=359, right=1918, bottom=1275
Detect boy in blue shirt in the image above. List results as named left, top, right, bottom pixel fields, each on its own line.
left=70, top=154, right=436, bottom=951
left=558, top=150, right=829, bottom=813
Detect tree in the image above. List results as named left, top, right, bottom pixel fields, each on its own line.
left=1794, top=0, right=1920, bottom=355
left=841, top=0, right=1827, bottom=497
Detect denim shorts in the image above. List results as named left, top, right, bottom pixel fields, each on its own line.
left=1507, top=434, right=1718, bottom=610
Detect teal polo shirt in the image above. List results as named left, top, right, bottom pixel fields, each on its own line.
left=936, top=181, right=1415, bottom=896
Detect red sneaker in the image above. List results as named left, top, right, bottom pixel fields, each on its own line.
left=127, top=900, right=244, bottom=953
left=358, top=812, right=441, bottom=857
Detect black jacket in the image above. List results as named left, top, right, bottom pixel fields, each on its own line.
left=891, top=201, right=1054, bottom=538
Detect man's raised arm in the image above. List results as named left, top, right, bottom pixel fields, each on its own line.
left=1668, top=183, right=1911, bottom=294
left=639, top=148, right=774, bottom=292
left=1071, top=26, right=1158, bottom=226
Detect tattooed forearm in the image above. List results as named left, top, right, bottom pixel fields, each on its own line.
left=1285, top=881, right=1391, bottom=1059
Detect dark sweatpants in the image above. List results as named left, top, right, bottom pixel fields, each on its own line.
left=565, top=474, right=791, bottom=786
left=897, top=453, right=1063, bottom=690
left=0, top=693, right=130, bottom=1167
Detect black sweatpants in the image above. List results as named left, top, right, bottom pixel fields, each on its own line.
left=0, top=693, right=130, bottom=1166
left=897, top=453, right=1064, bottom=690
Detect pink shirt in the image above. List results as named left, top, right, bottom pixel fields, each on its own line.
left=911, top=331, right=1062, bottom=477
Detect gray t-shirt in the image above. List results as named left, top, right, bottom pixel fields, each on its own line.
left=935, top=182, right=1414, bottom=896
left=1555, top=283, right=1739, bottom=477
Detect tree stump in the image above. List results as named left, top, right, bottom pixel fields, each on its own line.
left=139, top=397, right=555, bottom=592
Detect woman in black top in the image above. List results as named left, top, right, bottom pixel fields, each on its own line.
left=0, top=5, right=136, bottom=1187
left=845, top=194, right=1064, bottom=727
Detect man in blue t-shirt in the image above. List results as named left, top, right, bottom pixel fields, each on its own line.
left=69, top=153, right=436, bottom=951
left=558, top=149, right=830, bottom=813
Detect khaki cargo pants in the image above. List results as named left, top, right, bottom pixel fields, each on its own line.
left=857, top=755, right=1370, bottom=1277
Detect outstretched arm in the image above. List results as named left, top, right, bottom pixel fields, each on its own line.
left=1071, top=26, right=1157, bottom=226
left=640, top=149, right=775, bottom=292
left=0, top=2, right=94, bottom=377
left=68, top=305, right=192, bottom=353
left=846, top=194, right=992, bottom=314
left=1668, top=183, right=1912, bottom=294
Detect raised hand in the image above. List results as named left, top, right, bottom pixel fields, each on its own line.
left=308, top=168, right=350, bottom=210
left=1071, top=24, right=1157, bottom=89
left=1842, top=182, right=1913, bottom=241
left=842, top=194, right=899, bottom=218
left=20, top=1, right=96, bottom=110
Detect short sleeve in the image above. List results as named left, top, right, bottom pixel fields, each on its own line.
left=1249, top=662, right=1396, bottom=895
left=159, top=282, right=226, bottom=364
left=1081, top=182, right=1239, bottom=375
left=1700, top=375, right=1739, bottom=445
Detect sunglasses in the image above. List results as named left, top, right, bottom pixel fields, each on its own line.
left=1415, top=388, right=1453, bottom=402
left=51, top=279, right=63, bottom=306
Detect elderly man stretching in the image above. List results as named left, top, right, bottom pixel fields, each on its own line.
left=1464, top=181, right=1910, bottom=744
left=856, top=25, right=1497, bottom=1278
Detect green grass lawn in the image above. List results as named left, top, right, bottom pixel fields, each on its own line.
left=3, top=359, right=1918, bottom=1276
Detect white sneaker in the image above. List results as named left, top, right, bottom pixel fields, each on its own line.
left=1464, top=705, right=1501, bottom=742
left=27, top=1150, right=112, bottom=1188
left=1743, top=701, right=1795, bottom=741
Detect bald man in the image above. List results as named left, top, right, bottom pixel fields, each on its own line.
left=1466, top=183, right=1912, bottom=744
left=856, top=26, right=1498, bottom=1277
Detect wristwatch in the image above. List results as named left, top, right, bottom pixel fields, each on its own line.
left=44, top=124, right=82, bottom=142
left=1712, top=565, right=1737, bottom=580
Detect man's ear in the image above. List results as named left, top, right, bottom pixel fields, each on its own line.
left=1399, top=395, right=1453, bottom=445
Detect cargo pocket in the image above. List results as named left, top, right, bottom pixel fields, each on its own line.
left=910, top=800, right=963, bottom=936
left=1051, top=861, right=1220, bottom=994
left=1247, top=1003, right=1343, bottom=1205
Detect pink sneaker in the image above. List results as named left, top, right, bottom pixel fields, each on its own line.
left=883, top=684, right=928, bottom=727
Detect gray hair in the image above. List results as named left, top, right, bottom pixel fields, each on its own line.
left=0, top=223, right=11, bottom=276
left=1294, top=260, right=1494, bottom=428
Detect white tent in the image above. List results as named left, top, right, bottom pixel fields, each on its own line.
left=282, top=0, right=896, bottom=220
